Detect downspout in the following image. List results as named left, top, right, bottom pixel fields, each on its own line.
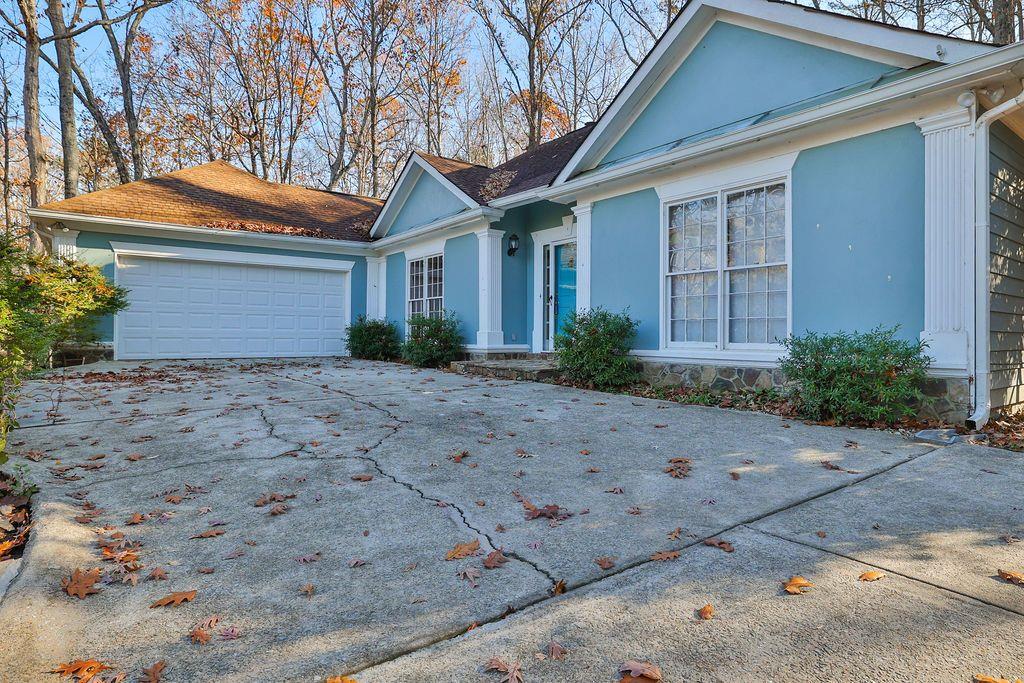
left=967, top=79, right=1024, bottom=429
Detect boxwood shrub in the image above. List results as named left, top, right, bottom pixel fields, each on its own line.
left=402, top=312, right=463, bottom=368
left=554, top=308, right=639, bottom=390
left=346, top=315, right=401, bottom=361
left=780, top=326, right=931, bottom=425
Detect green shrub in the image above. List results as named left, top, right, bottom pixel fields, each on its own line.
left=0, top=234, right=128, bottom=464
left=402, top=312, right=463, bottom=368
left=347, top=315, right=401, bottom=360
left=780, top=326, right=932, bottom=425
left=554, top=307, right=639, bottom=390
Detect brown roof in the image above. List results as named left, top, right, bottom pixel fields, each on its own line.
left=418, top=124, right=596, bottom=204
left=39, top=160, right=383, bottom=242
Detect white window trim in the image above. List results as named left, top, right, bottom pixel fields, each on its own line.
left=406, top=252, right=444, bottom=327
left=658, top=173, right=793, bottom=356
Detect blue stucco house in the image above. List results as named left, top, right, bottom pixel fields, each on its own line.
left=29, top=0, right=1024, bottom=426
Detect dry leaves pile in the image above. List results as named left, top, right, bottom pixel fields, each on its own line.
left=0, top=472, right=33, bottom=561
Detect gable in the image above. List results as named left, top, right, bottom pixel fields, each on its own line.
left=600, top=21, right=897, bottom=168
left=388, top=169, right=471, bottom=236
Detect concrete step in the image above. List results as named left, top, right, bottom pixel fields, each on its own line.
left=451, top=358, right=560, bottom=382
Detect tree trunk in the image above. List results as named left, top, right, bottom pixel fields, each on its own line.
left=45, top=0, right=79, bottom=197
left=994, top=0, right=1016, bottom=43
left=18, top=0, right=48, bottom=253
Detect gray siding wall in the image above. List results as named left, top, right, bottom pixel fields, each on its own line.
left=989, top=122, right=1024, bottom=412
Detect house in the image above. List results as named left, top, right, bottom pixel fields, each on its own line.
left=28, top=0, right=1024, bottom=426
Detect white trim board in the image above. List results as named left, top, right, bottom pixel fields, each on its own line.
left=109, top=241, right=355, bottom=271
left=531, top=217, right=577, bottom=353
left=369, top=154, right=480, bottom=239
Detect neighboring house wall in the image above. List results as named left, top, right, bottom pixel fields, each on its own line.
left=601, top=21, right=896, bottom=167
left=791, top=123, right=925, bottom=340
left=75, top=230, right=368, bottom=344
left=989, top=121, right=1024, bottom=412
left=389, top=171, right=468, bottom=236
left=443, top=233, right=479, bottom=342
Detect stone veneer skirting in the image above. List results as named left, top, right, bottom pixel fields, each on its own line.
left=639, top=358, right=972, bottom=423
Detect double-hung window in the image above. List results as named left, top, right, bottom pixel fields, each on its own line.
left=666, top=180, right=788, bottom=348
left=408, top=254, right=444, bottom=319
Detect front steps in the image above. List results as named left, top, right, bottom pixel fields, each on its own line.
left=451, top=356, right=560, bottom=382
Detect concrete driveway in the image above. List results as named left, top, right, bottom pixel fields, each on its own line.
left=1, top=359, right=1022, bottom=682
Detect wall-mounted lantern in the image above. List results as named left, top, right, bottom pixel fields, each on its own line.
left=507, top=233, right=520, bottom=257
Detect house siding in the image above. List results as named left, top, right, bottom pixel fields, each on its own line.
left=75, top=230, right=368, bottom=344
left=385, top=252, right=407, bottom=329
left=791, top=123, right=925, bottom=340
left=389, top=171, right=468, bottom=236
left=601, top=21, right=895, bottom=168
left=443, top=233, right=479, bottom=343
left=989, top=121, right=1024, bottom=412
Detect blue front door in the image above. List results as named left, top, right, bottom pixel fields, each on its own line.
left=550, top=242, right=577, bottom=347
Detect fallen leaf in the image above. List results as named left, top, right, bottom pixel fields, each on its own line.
left=815, top=530, right=827, bottom=538
left=619, top=660, right=662, bottom=681
left=664, top=457, right=691, bottom=478
left=551, top=579, right=566, bottom=595
left=197, top=567, right=215, bottom=574
left=697, top=603, right=715, bottom=620
left=445, top=539, right=481, bottom=560
left=61, top=568, right=102, bottom=600
left=348, top=558, right=366, bottom=568
left=650, top=550, right=680, bottom=561
left=483, top=549, right=508, bottom=569
left=325, top=677, right=358, bottom=683
left=484, top=657, right=523, bottom=683
left=703, top=537, right=734, bottom=553
left=300, top=583, right=315, bottom=598
left=49, top=660, right=111, bottom=681
left=783, top=576, right=814, bottom=595
left=150, top=590, right=197, bottom=608
left=667, top=527, right=682, bottom=541
left=350, top=474, right=373, bottom=482
left=147, top=567, right=168, bottom=581
left=140, top=660, right=166, bottom=682
left=547, top=639, right=567, bottom=660
left=189, top=627, right=211, bottom=645
left=998, top=569, right=1024, bottom=585
left=595, top=556, right=616, bottom=570
left=219, top=626, right=242, bottom=640
left=859, top=570, right=885, bottom=582
left=190, top=529, right=224, bottom=539
left=125, top=513, right=146, bottom=525
left=973, top=676, right=1024, bottom=683
left=294, top=552, right=321, bottom=564
left=458, top=566, right=482, bottom=588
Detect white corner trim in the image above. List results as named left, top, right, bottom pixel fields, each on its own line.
left=52, top=228, right=79, bottom=259
left=572, top=205, right=591, bottom=312
left=366, top=255, right=387, bottom=319
left=109, top=241, right=355, bottom=272
left=475, top=227, right=505, bottom=347
left=655, top=152, right=798, bottom=202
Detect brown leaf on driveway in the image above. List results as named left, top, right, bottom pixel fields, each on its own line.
left=859, top=570, right=885, bottom=582
left=150, top=590, right=197, bottom=607
left=300, top=583, right=315, bottom=598
left=485, top=657, right=523, bottom=683
left=350, top=474, right=373, bottom=482
left=458, top=566, right=481, bottom=588
left=547, top=639, right=567, bottom=660
left=141, top=660, right=166, bottom=682
left=782, top=576, right=814, bottom=595
left=551, top=579, right=567, bottom=595
left=483, top=549, right=508, bottom=569
left=973, top=676, right=1024, bottom=683
left=667, top=527, right=682, bottom=540
left=703, top=537, right=734, bottom=553
left=697, top=603, right=715, bottom=620
left=269, top=503, right=289, bottom=516
left=595, top=556, right=616, bottom=570
left=295, top=552, right=321, bottom=564
left=61, top=568, right=102, bottom=599
left=125, top=513, right=146, bottom=525
left=664, top=458, right=691, bottom=478
left=998, top=569, right=1024, bottom=585
left=619, top=660, right=662, bottom=681
left=820, top=460, right=860, bottom=474
left=189, top=627, right=211, bottom=645
left=190, top=529, right=224, bottom=539
left=446, top=539, right=481, bottom=560
left=147, top=567, right=168, bottom=581
left=50, top=659, right=111, bottom=681
left=650, top=550, right=679, bottom=561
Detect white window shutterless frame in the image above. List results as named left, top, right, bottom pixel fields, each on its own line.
left=407, top=254, right=444, bottom=320
left=661, top=177, right=792, bottom=352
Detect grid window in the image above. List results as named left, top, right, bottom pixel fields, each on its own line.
left=408, top=254, right=443, bottom=321
left=666, top=181, right=788, bottom=348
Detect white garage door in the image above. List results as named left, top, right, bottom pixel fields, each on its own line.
left=116, top=254, right=349, bottom=360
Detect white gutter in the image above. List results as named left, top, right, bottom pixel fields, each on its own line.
left=543, top=42, right=1024, bottom=202
left=27, top=208, right=376, bottom=254
left=369, top=206, right=504, bottom=252
left=966, top=79, right=1024, bottom=428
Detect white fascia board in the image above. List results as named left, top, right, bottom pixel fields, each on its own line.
left=109, top=241, right=355, bottom=271
left=554, top=0, right=998, bottom=184
left=368, top=153, right=480, bottom=239
left=371, top=207, right=504, bottom=255
left=544, top=41, right=1024, bottom=203
left=27, top=208, right=374, bottom=255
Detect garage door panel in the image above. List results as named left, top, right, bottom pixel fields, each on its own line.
left=116, top=255, right=348, bottom=360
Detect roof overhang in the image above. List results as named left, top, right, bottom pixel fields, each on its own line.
left=28, top=208, right=376, bottom=255
left=544, top=41, right=1024, bottom=204
left=368, top=153, right=480, bottom=239
left=554, top=0, right=998, bottom=184
left=371, top=206, right=504, bottom=255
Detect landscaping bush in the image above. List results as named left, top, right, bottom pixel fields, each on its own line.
left=0, top=235, right=128, bottom=463
left=780, top=326, right=932, bottom=425
left=347, top=315, right=401, bottom=361
left=554, top=307, right=639, bottom=390
left=402, top=311, right=463, bottom=368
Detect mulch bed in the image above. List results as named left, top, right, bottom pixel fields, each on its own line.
left=0, top=471, right=33, bottom=561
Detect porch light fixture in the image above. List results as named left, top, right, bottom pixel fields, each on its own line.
left=507, top=233, right=520, bottom=257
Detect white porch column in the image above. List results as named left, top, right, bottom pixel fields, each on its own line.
left=917, top=109, right=974, bottom=372
left=475, top=227, right=505, bottom=347
left=572, top=203, right=592, bottom=312
left=51, top=227, right=79, bottom=259
left=365, top=255, right=386, bottom=319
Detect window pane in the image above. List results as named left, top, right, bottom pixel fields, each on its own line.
left=728, top=265, right=786, bottom=346
left=669, top=273, right=717, bottom=343
left=669, top=195, right=717, bottom=274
